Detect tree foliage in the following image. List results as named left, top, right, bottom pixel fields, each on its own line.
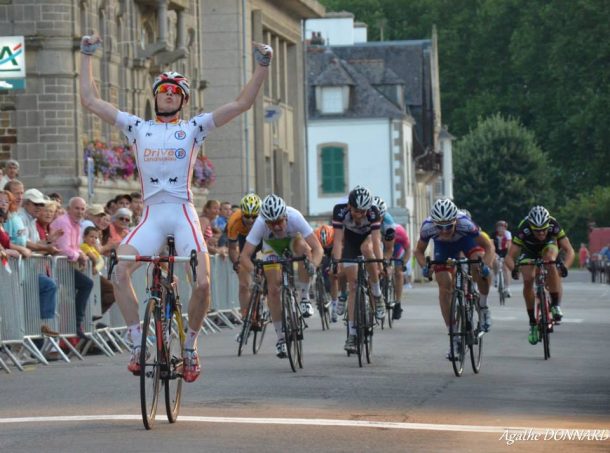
left=453, top=114, right=552, bottom=232
left=318, top=0, right=610, bottom=205
left=555, top=187, right=610, bottom=246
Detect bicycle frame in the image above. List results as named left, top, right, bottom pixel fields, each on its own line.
left=427, top=257, right=484, bottom=376
left=107, top=236, right=197, bottom=429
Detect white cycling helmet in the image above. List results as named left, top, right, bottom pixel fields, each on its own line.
left=431, top=198, right=458, bottom=223
left=152, top=71, right=190, bottom=100
left=348, top=186, right=373, bottom=210
left=527, top=205, right=550, bottom=228
left=372, top=196, right=387, bottom=217
left=261, top=194, right=287, bottom=221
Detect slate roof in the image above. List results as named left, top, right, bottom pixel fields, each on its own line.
left=307, top=40, right=435, bottom=149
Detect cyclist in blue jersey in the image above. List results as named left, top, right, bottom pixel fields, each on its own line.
left=413, top=199, right=494, bottom=360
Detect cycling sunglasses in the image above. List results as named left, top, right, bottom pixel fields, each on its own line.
left=156, top=83, right=184, bottom=96
left=531, top=225, right=550, bottom=232
left=435, top=221, right=456, bottom=231
left=243, top=214, right=257, bottom=220
left=265, top=218, right=285, bottom=227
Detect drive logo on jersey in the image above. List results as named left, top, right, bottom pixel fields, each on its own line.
left=144, top=148, right=186, bottom=162
left=174, top=130, right=186, bottom=140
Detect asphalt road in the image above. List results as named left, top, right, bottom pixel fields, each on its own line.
left=1, top=270, right=609, bottom=452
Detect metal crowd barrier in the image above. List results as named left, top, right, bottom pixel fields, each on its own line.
left=0, top=252, right=241, bottom=372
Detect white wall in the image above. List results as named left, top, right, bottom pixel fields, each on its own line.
left=306, top=17, right=355, bottom=46
left=307, top=119, right=392, bottom=216
left=354, top=25, right=368, bottom=43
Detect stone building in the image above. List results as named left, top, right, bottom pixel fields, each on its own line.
left=0, top=0, right=324, bottom=209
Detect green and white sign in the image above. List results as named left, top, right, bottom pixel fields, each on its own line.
left=0, top=36, right=26, bottom=91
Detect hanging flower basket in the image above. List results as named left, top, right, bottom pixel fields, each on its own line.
left=192, top=154, right=217, bottom=189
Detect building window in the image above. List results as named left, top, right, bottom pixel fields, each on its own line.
left=321, top=87, right=344, bottom=114
left=319, top=144, right=347, bottom=194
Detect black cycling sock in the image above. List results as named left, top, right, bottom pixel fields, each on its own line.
left=527, top=309, right=536, bottom=325
left=550, top=292, right=560, bottom=307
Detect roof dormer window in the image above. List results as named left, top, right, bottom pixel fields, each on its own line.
left=316, top=85, right=349, bottom=114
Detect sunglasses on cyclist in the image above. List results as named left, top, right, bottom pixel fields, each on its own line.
left=156, top=84, right=184, bottom=96
left=531, top=226, right=549, bottom=232
left=435, top=222, right=456, bottom=231
left=243, top=214, right=257, bottom=220
left=265, top=218, right=285, bottom=227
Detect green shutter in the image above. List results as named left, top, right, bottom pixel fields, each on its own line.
left=321, top=146, right=345, bottom=194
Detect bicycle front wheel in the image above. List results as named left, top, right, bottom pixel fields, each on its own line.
left=498, top=272, right=506, bottom=306
left=140, top=298, right=161, bottom=430
left=469, top=298, right=483, bottom=373
left=538, top=290, right=551, bottom=360
left=316, top=275, right=330, bottom=331
left=282, top=288, right=299, bottom=372
left=449, top=292, right=466, bottom=377
left=386, top=276, right=395, bottom=329
left=364, top=294, right=374, bottom=364
left=238, top=288, right=259, bottom=356
left=355, top=285, right=367, bottom=367
left=164, top=299, right=184, bottom=423
left=253, top=296, right=269, bottom=354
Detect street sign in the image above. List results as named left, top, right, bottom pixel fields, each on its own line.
left=0, top=36, right=26, bottom=91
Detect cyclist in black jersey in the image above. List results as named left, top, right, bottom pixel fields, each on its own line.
left=331, top=186, right=384, bottom=353
left=505, top=206, right=575, bottom=344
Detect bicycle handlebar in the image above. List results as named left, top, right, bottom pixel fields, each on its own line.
left=107, top=249, right=198, bottom=281
left=426, top=257, right=483, bottom=267
left=333, top=257, right=385, bottom=264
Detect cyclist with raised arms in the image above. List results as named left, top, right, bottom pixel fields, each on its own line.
left=79, top=33, right=272, bottom=382
left=332, top=186, right=384, bottom=353
left=239, top=194, right=323, bottom=358
left=227, top=193, right=262, bottom=338
left=505, top=206, right=574, bottom=344
left=413, top=199, right=494, bottom=360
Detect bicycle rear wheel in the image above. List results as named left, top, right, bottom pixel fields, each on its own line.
left=469, top=298, right=483, bottom=373
left=537, top=291, right=551, bottom=360
left=253, top=296, right=269, bottom=354
left=282, top=288, right=299, bottom=372
left=355, top=285, right=367, bottom=367
left=449, top=292, right=466, bottom=377
left=140, top=298, right=161, bottom=430
left=164, top=298, right=184, bottom=423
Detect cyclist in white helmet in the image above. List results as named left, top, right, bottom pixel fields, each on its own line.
left=505, top=206, right=574, bottom=345
left=413, top=199, right=494, bottom=361
left=79, top=33, right=272, bottom=382
left=331, top=186, right=384, bottom=353
left=239, top=194, right=323, bottom=359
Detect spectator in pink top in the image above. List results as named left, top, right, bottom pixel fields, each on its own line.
left=50, top=197, right=94, bottom=339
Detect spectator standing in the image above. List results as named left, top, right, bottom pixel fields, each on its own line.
left=50, top=197, right=94, bottom=338
left=18, top=188, right=62, bottom=255
left=213, top=201, right=232, bottom=247
left=129, top=192, right=144, bottom=226
left=0, top=159, right=20, bottom=189
left=578, top=243, right=590, bottom=268
left=36, top=200, right=61, bottom=243
left=0, top=189, right=59, bottom=337
left=115, top=193, right=132, bottom=210
left=108, top=207, right=132, bottom=243
left=199, top=199, right=219, bottom=243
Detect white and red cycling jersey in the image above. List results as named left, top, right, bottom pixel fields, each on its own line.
left=114, top=111, right=216, bottom=256
left=116, top=111, right=215, bottom=205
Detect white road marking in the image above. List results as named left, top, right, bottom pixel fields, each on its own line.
left=559, top=318, right=583, bottom=323
left=0, top=414, right=598, bottom=435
